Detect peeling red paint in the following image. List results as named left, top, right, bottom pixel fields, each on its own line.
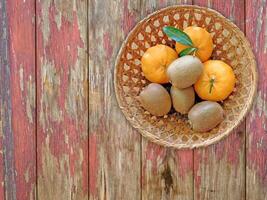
left=144, top=142, right=166, bottom=173
left=175, top=150, right=193, bottom=179
left=47, top=7, right=83, bottom=69
left=122, top=0, right=136, bottom=35
left=226, top=133, right=242, bottom=166
left=7, top=0, right=36, bottom=199
left=246, top=0, right=267, bottom=187
left=193, top=150, right=201, bottom=200
left=37, top=0, right=88, bottom=198
left=159, top=0, right=166, bottom=8
left=103, top=32, right=113, bottom=59
left=247, top=113, right=267, bottom=182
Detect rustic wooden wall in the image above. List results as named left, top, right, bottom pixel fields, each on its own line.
left=0, top=0, right=266, bottom=199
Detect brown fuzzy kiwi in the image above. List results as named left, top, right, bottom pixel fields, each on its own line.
left=188, top=101, right=224, bottom=132
left=139, top=83, right=171, bottom=116
left=170, top=86, right=195, bottom=114
left=167, top=55, right=203, bottom=89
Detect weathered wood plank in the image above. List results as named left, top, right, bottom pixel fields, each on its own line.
left=0, top=0, right=14, bottom=199
left=140, top=1, right=194, bottom=200
left=6, top=0, right=36, bottom=199
left=192, top=1, right=246, bottom=200
left=246, top=0, right=267, bottom=199
left=89, top=0, right=141, bottom=199
left=37, top=0, right=88, bottom=199
left=1, top=0, right=36, bottom=199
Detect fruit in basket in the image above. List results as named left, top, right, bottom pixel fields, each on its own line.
left=170, top=86, right=195, bottom=114
left=188, top=101, right=224, bottom=132
left=194, top=60, right=236, bottom=101
left=166, top=55, right=203, bottom=89
left=139, top=83, right=171, bottom=116
left=141, top=44, right=178, bottom=83
left=175, top=26, right=213, bottom=62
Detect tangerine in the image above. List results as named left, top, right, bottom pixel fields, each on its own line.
left=141, top=44, right=178, bottom=83
left=194, top=60, right=236, bottom=101
left=175, top=26, right=213, bottom=62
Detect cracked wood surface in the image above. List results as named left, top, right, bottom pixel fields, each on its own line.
left=0, top=0, right=266, bottom=199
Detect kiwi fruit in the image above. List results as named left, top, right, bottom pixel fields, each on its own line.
left=170, top=86, right=195, bottom=114
left=188, top=101, right=224, bottom=132
left=167, top=55, right=203, bottom=89
left=139, top=83, right=171, bottom=116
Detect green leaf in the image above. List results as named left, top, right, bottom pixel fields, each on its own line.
left=163, top=26, right=193, bottom=46
left=179, top=47, right=197, bottom=57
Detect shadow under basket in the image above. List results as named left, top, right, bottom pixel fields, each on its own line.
left=114, top=5, right=258, bottom=149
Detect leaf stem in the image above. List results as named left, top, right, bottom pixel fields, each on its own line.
left=209, top=77, right=215, bottom=94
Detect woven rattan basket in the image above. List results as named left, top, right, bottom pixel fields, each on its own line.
left=114, top=5, right=258, bottom=149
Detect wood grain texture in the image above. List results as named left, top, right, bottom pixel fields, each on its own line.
left=246, top=0, right=267, bottom=199
left=192, top=1, right=246, bottom=199
left=0, top=0, right=15, bottom=199
left=6, top=0, right=36, bottom=199
left=89, top=0, right=141, bottom=199
left=37, top=0, right=88, bottom=199
left=140, top=1, right=194, bottom=200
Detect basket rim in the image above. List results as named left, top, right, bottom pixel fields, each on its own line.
left=113, top=5, right=258, bottom=149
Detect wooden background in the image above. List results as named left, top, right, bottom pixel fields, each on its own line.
left=0, top=0, right=266, bottom=199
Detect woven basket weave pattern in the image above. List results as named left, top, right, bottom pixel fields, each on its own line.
left=114, top=6, right=257, bottom=148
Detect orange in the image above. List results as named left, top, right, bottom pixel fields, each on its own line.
left=194, top=60, right=236, bottom=101
left=175, top=26, right=213, bottom=62
left=141, top=44, right=178, bottom=83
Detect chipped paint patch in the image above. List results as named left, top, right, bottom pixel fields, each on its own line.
left=26, top=75, right=35, bottom=124
left=54, top=11, right=62, bottom=29
left=144, top=142, right=166, bottom=173
left=103, top=33, right=113, bottom=59
left=248, top=91, right=267, bottom=119
left=64, top=133, right=69, bottom=145
left=39, top=59, right=62, bottom=129
left=175, top=150, right=193, bottom=179
left=40, top=0, right=51, bottom=45
left=255, top=0, right=265, bottom=52
left=38, top=136, right=87, bottom=199
left=122, top=0, right=137, bottom=35
left=65, top=47, right=87, bottom=123
left=207, top=0, right=212, bottom=8
left=24, top=166, right=30, bottom=183
left=54, top=0, right=75, bottom=22
left=19, top=66, right=24, bottom=91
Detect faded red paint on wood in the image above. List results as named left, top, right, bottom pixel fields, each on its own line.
left=193, top=1, right=246, bottom=199
left=7, top=0, right=36, bottom=199
left=1, top=0, right=267, bottom=199
left=141, top=1, right=194, bottom=200
left=246, top=0, right=267, bottom=199
left=89, top=0, right=141, bottom=199
left=0, top=0, right=12, bottom=198
left=37, top=0, right=88, bottom=199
